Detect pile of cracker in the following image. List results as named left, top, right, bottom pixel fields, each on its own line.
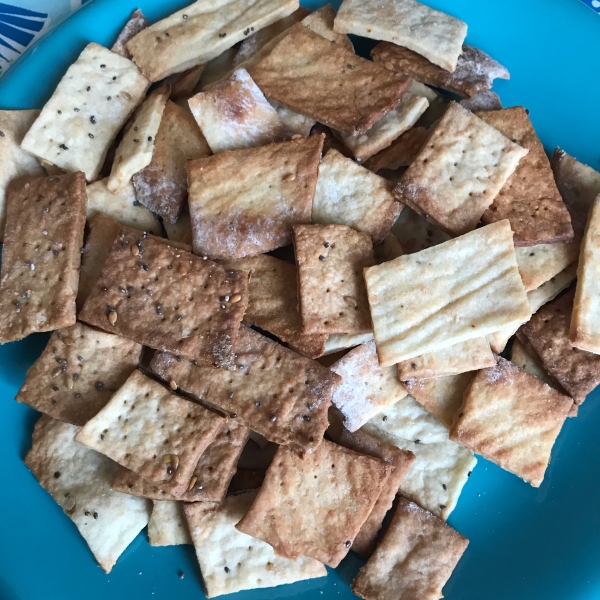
left=1, top=0, right=598, bottom=598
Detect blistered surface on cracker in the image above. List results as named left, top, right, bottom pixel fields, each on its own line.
left=364, top=126, right=428, bottom=174
left=515, top=241, right=579, bottom=291
left=148, top=501, right=192, bottom=546
left=111, top=9, right=149, bottom=58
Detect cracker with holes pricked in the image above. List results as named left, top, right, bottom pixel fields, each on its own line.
left=364, top=221, right=530, bottom=367
left=0, top=173, right=87, bottom=343
left=108, top=87, right=169, bottom=193
left=188, top=68, right=290, bottom=154
left=510, top=339, right=555, bottom=388
left=312, top=150, right=402, bottom=244
left=21, top=43, right=149, bottom=182
left=372, top=42, right=509, bottom=99
left=149, top=326, right=340, bottom=453
left=460, top=90, right=503, bottom=112
left=148, top=501, right=192, bottom=546
left=16, top=322, right=142, bottom=426
left=133, top=100, right=211, bottom=223
left=250, top=24, right=411, bottom=136
left=363, top=127, right=428, bottom=174
left=478, top=107, right=573, bottom=245
left=515, top=241, right=579, bottom=292
left=112, top=9, right=149, bottom=58
left=79, top=229, right=248, bottom=366
left=185, top=492, right=326, bottom=598
left=391, top=205, right=451, bottom=254
left=397, top=102, right=528, bottom=236
left=334, top=0, right=467, bottom=72
left=25, top=416, right=151, bottom=573
left=330, top=340, right=409, bottom=432
left=75, top=370, right=225, bottom=497
left=295, top=224, right=375, bottom=335
left=450, top=356, right=572, bottom=487
left=398, top=337, right=494, bottom=381
left=188, top=134, right=323, bottom=260
left=236, top=440, right=391, bottom=567
left=352, top=496, right=469, bottom=600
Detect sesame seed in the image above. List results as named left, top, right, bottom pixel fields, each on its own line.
left=87, top=86, right=91, bottom=91
left=344, top=540, right=352, bottom=548
left=148, top=136, right=152, bottom=142
left=229, top=392, right=234, bottom=398
left=59, top=144, right=68, bottom=150
left=219, top=32, right=227, bottom=38
left=230, top=294, right=242, bottom=303
left=90, top=116, right=96, bottom=124
left=85, top=510, right=91, bottom=516
left=89, top=133, right=94, bottom=139
left=74, top=107, right=80, bottom=112
left=52, top=386, right=59, bottom=392
left=319, top=255, right=326, bottom=261
left=270, top=415, right=277, bottom=422
left=255, top=401, right=261, bottom=407
left=131, top=245, right=139, bottom=257
left=440, top=505, right=447, bottom=510
left=411, top=363, right=417, bottom=369
left=302, top=415, right=311, bottom=422
left=224, top=567, right=230, bottom=573
left=183, top=14, right=188, bottom=18
left=95, top=382, right=104, bottom=391
left=0, top=131, right=4, bottom=137
left=169, top=379, right=177, bottom=391
left=188, top=476, right=197, bottom=490
left=54, top=471, right=61, bottom=478
left=442, top=483, right=447, bottom=490
left=100, top=64, right=106, bottom=68
left=414, top=439, right=421, bottom=444
left=133, top=138, right=139, bottom=143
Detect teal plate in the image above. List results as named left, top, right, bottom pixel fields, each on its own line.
left=1, top=1, right=600, bottom=599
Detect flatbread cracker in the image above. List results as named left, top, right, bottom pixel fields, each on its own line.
left=112, top=9, right=149, bottom=58
left=330, top=340, right=409, bottom=432
left=295, top=224, right=375, bottom=335
left=188, top=134, right=323, bottom=260
left=236, top=440, right=391, bottom=567
left=510, top=339, right=555, bottom=387
left=148, top=501, right=192, bottom=546
left=392, top=205, right=451, bottom=254
left=363, top=126, right=428, bottom=174
left=185, top=492, right=326, bottom=598
left=0, top=172, right=86, bottom=343
left=352, top=497, right=469, bottom=600
left=334, top=0, right=467, bottom=72
left=312, top=149, right=402, bottom=243
left=479, top=107, right=573, bottom=245
left=21, top=43, right=149, bottom=182
left=460, top=90, right=503, bottom=112
left=515, top=241, right=579, bottom=292
left=364, top=220, right=531, bottom=367
left=25, top=416, right=150, bottom=573
left=397, top=102, right=528, bottom=236
left=250, top=23, right=412, bottom=136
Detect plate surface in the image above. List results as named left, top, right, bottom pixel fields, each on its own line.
left=0, top=1, right=599, bottom=600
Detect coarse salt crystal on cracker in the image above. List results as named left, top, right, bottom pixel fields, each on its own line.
left=148, top=501, right=192, bottom=546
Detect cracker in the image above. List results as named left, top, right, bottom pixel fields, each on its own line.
left=398, top=337, right=494, bottom=381
left=295, top=224, right=374, bottom=335
left=185, top=492, right=326, bottom=598
left=363, top=127, right=428, bottom=174
left=21, top=43, right=149, bottom=182
left=551, top=148, right=600, bottom=237
left=478, top=107, right=573, bottom=245
left=510, top=339, right=555, bottom=387
left=460, top=90, right=503, bottom=112
left=107, top=88, right=169, bottom=192
left=236, top=440, right=391, bottom=567
left=312, top=149, right=402, bottom=243
left=450, top=356, right=572, bottom=487
left=352, top=497, right=469, bottom=600
left=79, top=229, right=248, bottom=366
left=0, top=173, right=86, bottom=343
left=133, top=100, right=210, bottom=223
left=391, top=205, right=451, bottom=254
left=397, top=102, right=528, bottom=236
left=373, top=42, right=509, bottom=98
left=112, top=9, right=149, bottom=58
left=250, top=23, right=412, bottom=136
left=0, top=109, right=45, bottom=240
left=75, top=370, right=225, bottom=497
left=330, top=340, right=409, bottom=432
left=334, top=0, right=467, bottom=72
left=364, top=220, right=531, bottom=367
left=25, top=416, right=150, bottom=573
left=188, top=134, right=324, bottom=260
left=148, top=326, right=340, bottom=453
left=126, top=0, right=298, bottom=82
left=148, top=501, right=192, bottom=546
left=515, top=241, right=579, bottom=291
left=189, top=69, right=290, bottom=154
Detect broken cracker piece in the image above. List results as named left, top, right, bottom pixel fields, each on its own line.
left=148, top=501, right=192, bottom=546
left=112, top=9, right=149, bottom=58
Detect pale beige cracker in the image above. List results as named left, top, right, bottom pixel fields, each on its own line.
left=352, top=497, right=469, bottom=600
left=112, top=9, right=149, bottom=58
left=391, top=205, right=450, bottom=254
left=25, top=416, right=150, bottom=573
left=189, top=134, right=324, bottom=260
left=148, top=501, right=192, bottom=546
left=364, top=220, right=531, bottom=367
left=21, top=43, right=149, bottom=182
left=364, top=127, right=428, bottom=174
left=515, top=241, right=579, bottom=292
left=510, top=339, right=555, bottom=388
left=184, top=492, right=326, bottom=598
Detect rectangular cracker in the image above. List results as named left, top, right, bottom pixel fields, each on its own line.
left=75, top=370, right=225, bottom=497
left=25, top=416, right=150, bottom=573
left=372, top=42, right=509, bottom=98
left=184, top=492, right=326, bottom=598
left=236, top=440, right=391, bottom=567
left=515, top=241, right=579, bottom=291
left=0, top=109, right=45, bottom=240
left=312, top=149, right=402, bottom=243
left=112, top=9, right=149, bottom=58
left=352, top=497, right=469, bottom=600
left=21, top=43, right=149, bottom=182
left=364, top=220, right=531, bottom=367
left=334, top=0, right=467, bottom=72
left=478, top=107, right=573, bottom=245
left=450, top=356, right=572, bottom=487
left=148, top=326, right=340, bottom=453
left=510, top=339, right=555, bottom=388
left=79, top=229, right=248, bottom=366
left=188, top=134, right=323, bottom=260
left=148, top=501, right=192, bottom=546
left=398, top=337, right=494, bottom=381
left=330, top=340, right=409, bottom=432
left=397, top=102, right=529, bottom=236
left=133, top=100, right=211, bottom=223
left=295, top=224, right=375, bottom=335
left=364, top=126, right=428, bottom=174
left=0, top=172, right=87, bottom=343
left=250, top=23, right=412, bottom=136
